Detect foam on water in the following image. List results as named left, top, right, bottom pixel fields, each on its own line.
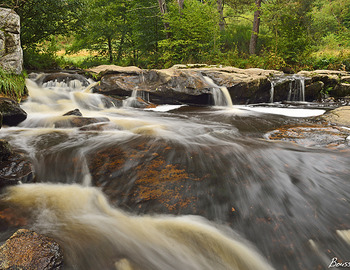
left=3, top=183, right=275, bottom=270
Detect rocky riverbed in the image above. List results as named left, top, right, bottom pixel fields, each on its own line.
left=0, top=66, right=350, bottom=269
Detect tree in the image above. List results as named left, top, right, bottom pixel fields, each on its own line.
left=0, top=0, right=84, bottom=48
left=157, top=0, right=171, bottom=38
left=158, top=0, right=220, bottom=66
left=217, top=0, right=225, bottom=31
left=69, top=0, right=132, bottom=63
left=261, top=0, right=312, bottom=63
left=249, top=0, right=261, bottom=54
left=128, top=0, right=166, bottom=66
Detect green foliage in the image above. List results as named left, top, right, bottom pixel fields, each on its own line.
left=220, top=23, right=252, bottom=54
left=260, top=0, right=312, bottom=64
left=1, top=0, right=84, bottom=48
left=0, top=68, right=27, bottom=102
left=158, top=0, right=221, bottom=67
left=3, top=0, right=350, bottom=71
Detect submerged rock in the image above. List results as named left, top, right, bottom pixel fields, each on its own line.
left=0, top=97, right=27, bottom=126
left=53, top=116, right=110, bottom=128
left=0, top=229, right=63, bottom=270
left=265, top=124, right=350, bottom=148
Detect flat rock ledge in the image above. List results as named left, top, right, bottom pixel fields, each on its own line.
left=0, top=229, right=63, bottom=270
left=85, top=65, right=350, bottom=105
left=320, top=106, right=350, bottom=126
left=88, top=65, right=281, bottom=105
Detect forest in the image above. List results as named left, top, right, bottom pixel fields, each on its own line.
left=1, top=0, right=350, bottom=72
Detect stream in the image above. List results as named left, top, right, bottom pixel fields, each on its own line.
left=0, top=74, right=349, bottom=270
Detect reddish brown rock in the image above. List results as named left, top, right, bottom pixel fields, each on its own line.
left=0, top=229, right=63, bottom=269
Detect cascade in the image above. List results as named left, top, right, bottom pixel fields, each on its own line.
left=269, top=74, right=306, bottom=103
left=203, top=76, right=233, bottom=107
left=0, top=73, right=349, bottom=270
left=123, top=89, right=150, bottom=107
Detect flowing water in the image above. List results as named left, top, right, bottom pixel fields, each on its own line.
left=269, top=75, right=306, bottom=103
left=0, top=75, right=349, bottom=270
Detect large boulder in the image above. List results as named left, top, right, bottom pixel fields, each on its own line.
left=0, top=8, right=23, bottom=74
left=90, top=65, right=280, bottom=105
left=0, top=97, right=27, bottom=126
left=0, top=229, right=63, bottom=270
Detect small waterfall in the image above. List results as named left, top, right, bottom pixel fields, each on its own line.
left=203, top=76, right=233, bottom=107
left=123, top=89, right=150, bottom=107
left=42, top=79, right=85, bottom=91
left=270, top=81, right=275, bottom=103
left=269, top=75, right=306, bottom=103
left=286, top=75, right=305, bottom=102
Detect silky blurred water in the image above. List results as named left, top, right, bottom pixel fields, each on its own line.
left=0, top=76, right=349, bottom=270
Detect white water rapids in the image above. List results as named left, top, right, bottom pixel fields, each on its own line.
left=0, top=76, right=276, bottom=269
left=0, top=74, right=348, bottom=270
left=3, top=183, right=274, bottom=270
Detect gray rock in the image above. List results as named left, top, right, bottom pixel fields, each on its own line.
left=0, top=97, right=27, bottom=126
left=321, top=106, right=350, bottom=126
left=53, top=116, right=110, bottom=128
left=91, top=66, right=280, bottom=105
left=305, top=81, right=324, bottom=100
left=333, top=83, right=350, bottom=98
left=63, top=108, right=83, bottom=116
left=0, top=8, right=23, bottom=74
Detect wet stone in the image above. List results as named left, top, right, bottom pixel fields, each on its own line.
left=0, top=97, right=27, bottom=126
left=0, top=152, right=34, bottom=188
left=63, top=108, right=83, bottom=116
left=53, top=116, right=110, bottom=128
left=0, top=229, right=63, bottom=270
left=0, top=139, right=12, bottom=162
left=265, top=124, right=350, bottom=148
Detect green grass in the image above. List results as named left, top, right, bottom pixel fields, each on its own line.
left=0, top=68, right=27, bottom=102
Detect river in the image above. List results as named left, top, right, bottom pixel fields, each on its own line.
left=0, top=74, right=349, bottom=270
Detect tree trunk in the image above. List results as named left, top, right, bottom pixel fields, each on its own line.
left=177, top=0, right=184, bottom=10
left=249, top=0, right=262, bottom=55
left=157, top=0, right=171, bottom=38
left=107, top=36, right=113, bottom=63
left=217, top=0, right=225, bottom=31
